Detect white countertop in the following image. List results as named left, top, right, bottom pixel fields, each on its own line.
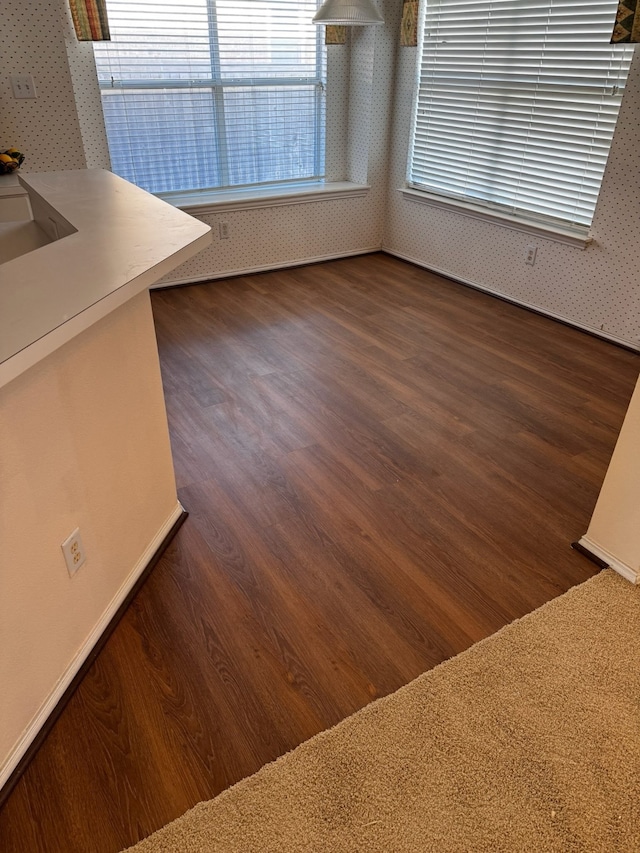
left=0, top=169, right=211, bottom=387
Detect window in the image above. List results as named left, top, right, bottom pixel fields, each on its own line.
left=94, top=0, right=325, bottom=196
left=408, top=0, right=634, bottom=230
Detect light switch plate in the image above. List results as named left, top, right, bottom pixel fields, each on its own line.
left=10, top=75, right=37, bottom=99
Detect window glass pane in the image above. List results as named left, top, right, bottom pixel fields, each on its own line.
left=94, top=1, right=212, bottom=83
left=224, top=86, right=321, bottom=185
left=95, top=0, right=325, bottom=195
left=102, top=89, right=221, bottom=194
left=216, top=1, right=322, bottom=78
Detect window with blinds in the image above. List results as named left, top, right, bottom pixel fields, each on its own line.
left=94, top=0, right=325, bottom=196
left=408, top=0, right=634, bottom=230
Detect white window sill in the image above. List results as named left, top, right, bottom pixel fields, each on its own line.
left=400, top=187, right=592, bottom=249
left=160, top=181, right=370, bottom=216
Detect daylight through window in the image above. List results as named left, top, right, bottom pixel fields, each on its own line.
left=94, top=0, right=326, bottom=196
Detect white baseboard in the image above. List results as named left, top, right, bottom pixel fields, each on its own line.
left=151, top=247, right=381, bottom=288
left=0, top=501, right=185, bottom=793
left=382, top=247, right=640, bottom=353
left=578, top=536, right=639, bottom=585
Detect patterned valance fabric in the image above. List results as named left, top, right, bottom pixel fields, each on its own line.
left=69, top=0, right=110, bottom=40
left=400, top=0, right=418, bottom=45
left=611, top=0, right=640, bottom=41
left=326, top=25, right=347, bottom=44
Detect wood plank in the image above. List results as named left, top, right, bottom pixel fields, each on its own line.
left=0, top=253, right=637, bottom=852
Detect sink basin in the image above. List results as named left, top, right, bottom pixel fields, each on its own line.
left=0, top=178, right=77, bottom=265
left=0, top=218, right=53, bottom=264
left=0, top=179, right=53, bottom=263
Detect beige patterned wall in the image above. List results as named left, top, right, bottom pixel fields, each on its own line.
left=62, top=5, right=111, bottom=170
left=0, top=0, right=109, bottom=171
left=383, top=41, right=640, bottom=349
left=325, top=46, right=350, bottom=182
left=0, top=0, right=87, bottom=170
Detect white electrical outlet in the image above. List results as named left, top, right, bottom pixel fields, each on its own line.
left=10, top=74, right=37, bottom=99
left=61, top=528, right=86, bottom=576
left=525, top=245, right=537, bottom=266
left=219, top=221, right=229, bottom=240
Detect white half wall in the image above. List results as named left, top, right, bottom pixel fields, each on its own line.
left=580, top=375, right=640, bottom=584
left=0, top=291, right=179, bottom=787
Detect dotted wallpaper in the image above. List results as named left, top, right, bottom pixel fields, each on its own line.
left=60, top=2, right=111, bottom=170
left=384, top=39, right=640, bottom=347
left=325, top=47, right=349, bottom=181
left=348, top=27, right=376, bottom=186
left=157, top=197, right=380, bottom=286
left=0, top=0, right=87, bottom=171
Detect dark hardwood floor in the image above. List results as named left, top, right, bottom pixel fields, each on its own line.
left=1, top=253, right=638, bottom=852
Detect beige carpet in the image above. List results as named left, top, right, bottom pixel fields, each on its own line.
left=125, top=570, right=640, bottom=852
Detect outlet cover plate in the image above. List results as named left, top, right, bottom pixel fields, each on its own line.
left=61, top=528, right=86, bottom=576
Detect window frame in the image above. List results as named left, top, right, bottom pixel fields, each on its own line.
left=405, top=0, right=634, bottom=244
left=95, top=0, right=327, bottom=197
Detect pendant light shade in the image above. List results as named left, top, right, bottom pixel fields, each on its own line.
left=313, top=0, right=384, bottom=25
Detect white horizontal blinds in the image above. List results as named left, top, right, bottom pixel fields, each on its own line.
left=409, top=0, right=633, bottom=227
left=94, top=0, right=325, bottom=194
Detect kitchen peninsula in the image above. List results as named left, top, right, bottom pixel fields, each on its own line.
left=0, top=169, right=210, bottom=386
left=0, top=170, right=211, bottom=797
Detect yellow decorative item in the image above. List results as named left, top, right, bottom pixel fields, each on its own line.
left=0, top=149, right=25, bottom=174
